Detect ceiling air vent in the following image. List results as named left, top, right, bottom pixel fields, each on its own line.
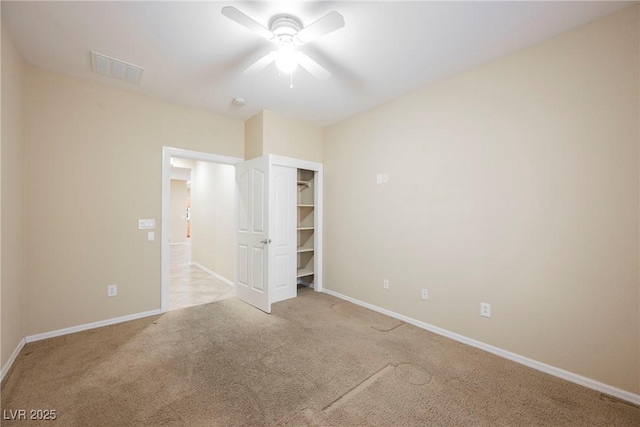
left=90, top=51, right=144, bottom=84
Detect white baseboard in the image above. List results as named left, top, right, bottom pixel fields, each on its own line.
left=323, top=288, right=640, bottom=406
left=1, top=338, right=26, bottom=382
left=25, top=309, right=162, bottom=343
left=191, top=262, right=234, bottom=288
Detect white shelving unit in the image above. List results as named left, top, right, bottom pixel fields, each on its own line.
left=297, top=169, right=315, bottom=285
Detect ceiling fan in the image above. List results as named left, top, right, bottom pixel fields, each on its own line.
left=221, top=6, right=345, bottom=80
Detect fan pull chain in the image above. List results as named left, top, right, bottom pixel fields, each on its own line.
left=290, top=72, right=294, bottom=89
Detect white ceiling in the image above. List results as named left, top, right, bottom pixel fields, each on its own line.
left=2, top=1, right=634, bottom=126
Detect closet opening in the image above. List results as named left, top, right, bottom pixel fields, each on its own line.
left=296, top=168, right=316, bottom=290
left=234, top=155, right=323, bottom=313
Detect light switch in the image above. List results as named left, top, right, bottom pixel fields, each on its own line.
left=147, top=231, right=155, bottom=241
left=138, top=219, right=156, bottom=230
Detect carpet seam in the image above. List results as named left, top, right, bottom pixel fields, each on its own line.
left=322, top=364, right=396, bottom=413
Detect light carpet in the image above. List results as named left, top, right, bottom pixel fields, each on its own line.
left=2, top=288, right=639, bottom=426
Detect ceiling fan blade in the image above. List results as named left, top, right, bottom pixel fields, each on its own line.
left=221, top=6, right=273, bottom=40
left=297, top=11, right=345, bottom=44
left=243, top=52, right=276, bottom=75
left=297, top=53, right=331, bottom=80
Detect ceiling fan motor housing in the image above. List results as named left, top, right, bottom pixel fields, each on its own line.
left=269, top=14, right=303, bottom=46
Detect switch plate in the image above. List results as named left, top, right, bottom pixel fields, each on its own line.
left=376, top=174, right=383, bottom=184
left=421, top=289, right=429, bottom=300
left=138, top=219, right=155, bottom=230
left=480, top=302, right=491, bottom=318
left=382, top=173, right=389, bottom=183
left=108, top=284, right=117, bottom=297
left=383, top=279, right=390, bottom=289
left=147, top=231, right=155, bottom=241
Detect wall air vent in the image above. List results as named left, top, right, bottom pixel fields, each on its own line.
left=90, top=51, right=144, bottom=84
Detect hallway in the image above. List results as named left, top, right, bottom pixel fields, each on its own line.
left=169, top=242, right=235, bottom=310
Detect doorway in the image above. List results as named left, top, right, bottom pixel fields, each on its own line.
left=161, top=147, right=243, bottom=312
left=169, top=159, right=235, bottom=310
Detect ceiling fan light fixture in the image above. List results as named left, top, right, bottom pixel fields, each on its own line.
left=222, top=7, right=344, bottom=80
left=275, top=46, right=298, bottom=74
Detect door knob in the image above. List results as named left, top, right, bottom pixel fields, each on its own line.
left=260, top=239, right=272, bottom=244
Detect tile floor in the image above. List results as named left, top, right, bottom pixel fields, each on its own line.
left=169, top=241, right=235, bottom=311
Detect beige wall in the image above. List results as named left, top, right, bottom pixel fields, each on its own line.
left=245, top=111, right=263, bottom=160
left=191, top=161, right=235, bottom=282
left=244, top=109, right=323, bottom=163
left=1, top=27, right=26, bottom=369
left=24, top=67, right=244, bottom=336
left=262, top=110, right=323, bottom=163
left=170, top=180, right=189, bottom=244
left=324, top=7, right=639, bottom=394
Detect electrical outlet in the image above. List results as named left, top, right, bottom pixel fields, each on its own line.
left=108, top=284, right=118, bottom=297
left=383, top=279, right=390, bottom=289
left=480, top=302, right=491, bottom=318
left=421, top=289, right=429, bottom=300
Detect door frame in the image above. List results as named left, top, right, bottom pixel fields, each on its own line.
left=161, top=146, right=243, bottom=313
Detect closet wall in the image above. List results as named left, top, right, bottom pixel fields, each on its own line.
left=244, top=109, right=323, bottom=163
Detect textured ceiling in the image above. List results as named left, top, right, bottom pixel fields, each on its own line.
left=1, top=1, right=633, bottom=126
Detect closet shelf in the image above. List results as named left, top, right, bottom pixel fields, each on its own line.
left=297, top=169, right=315, bottom=287
left=297, top=268, right=314, bottom=278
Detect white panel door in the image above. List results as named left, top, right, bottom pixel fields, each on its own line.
left=235, top=156, right=271, bottom=313
left=270, top=165, right=297, bottom=304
